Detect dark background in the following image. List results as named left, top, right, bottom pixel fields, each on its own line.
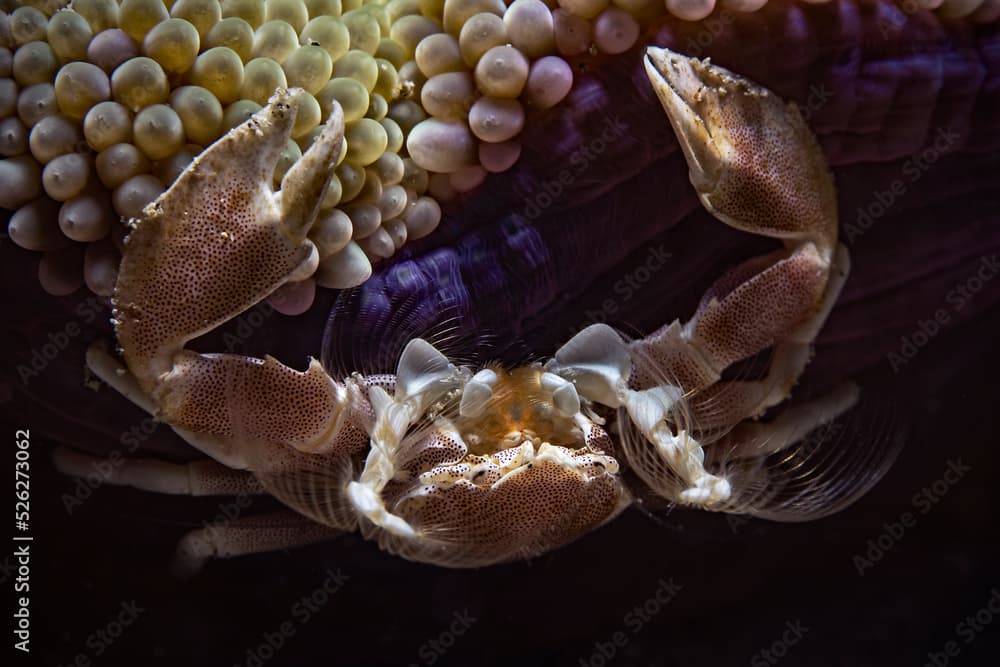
left=2, top=217, right=999, bottom=667
left=3, top=1, right=1000, bottom=663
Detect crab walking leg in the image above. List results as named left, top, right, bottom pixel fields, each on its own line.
left=172, top=511, right=345, bottom=579
left=52, top=446, right=266, bottom=496
left=717, top=382, right=860, bottom=460
left=113, top=91, right=344, bottom=394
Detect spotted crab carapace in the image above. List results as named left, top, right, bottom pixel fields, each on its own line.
left=54, top=47, right=895, bottom=574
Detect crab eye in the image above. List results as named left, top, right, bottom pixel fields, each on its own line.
left=451, top=367, right=587, bottom=456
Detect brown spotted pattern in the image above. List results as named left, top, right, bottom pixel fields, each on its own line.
left=76, top=47, right=855, bottom=567
left=627, top=246, right=827, bottom=434
left=114, top=91, right=341, bottom=393
left=388, top=456, right=625, bottom=566
left=157, top=353, right=370, bottom=457
left=186, top=461, right=265, bottom=496
left=627, top=49, right=840, bottom=427
left=688, top=244, right=826, bottom=372
left=645, top=49, right=837, bottom=257
left=372, top=418, right=627, bottom=567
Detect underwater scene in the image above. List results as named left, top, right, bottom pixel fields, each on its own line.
left=1, top=0, right=998, bottom=665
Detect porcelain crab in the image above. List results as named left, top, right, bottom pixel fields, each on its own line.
left=55, top=46, right=882, bottom=573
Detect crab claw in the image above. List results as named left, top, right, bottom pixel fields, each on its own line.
left=644, top=47, right=837, bottom=259
left=114, top=90, right=345, bottom=392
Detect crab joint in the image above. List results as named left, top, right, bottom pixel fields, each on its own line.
left=346, top=481, right=416, bottom=538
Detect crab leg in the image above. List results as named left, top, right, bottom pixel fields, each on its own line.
left=631, top=48, right=850, bottom=429
left=717, top=382, right=860, bottom=460
left=52, top=445, right=266, bottom=496
left=100, top=92, right=376, bottom=470
left=549, top=49, right=851, bottom=507
left=172, top=510, right=344, bottom=578
left=114, top=90, right=340, bottom=393
left=54, top=442, right=341, bottom=577
left=630, top=244, right=850, bottom=431
left=85, top=343, right=370, bottom=470
left=674, top=248, right=850, bottom=432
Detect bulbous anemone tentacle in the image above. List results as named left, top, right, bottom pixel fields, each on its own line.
left=323, top=2, right=1000, bottom=371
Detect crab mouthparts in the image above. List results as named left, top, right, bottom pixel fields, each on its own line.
left=457, top=367, right=585, bottom=457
